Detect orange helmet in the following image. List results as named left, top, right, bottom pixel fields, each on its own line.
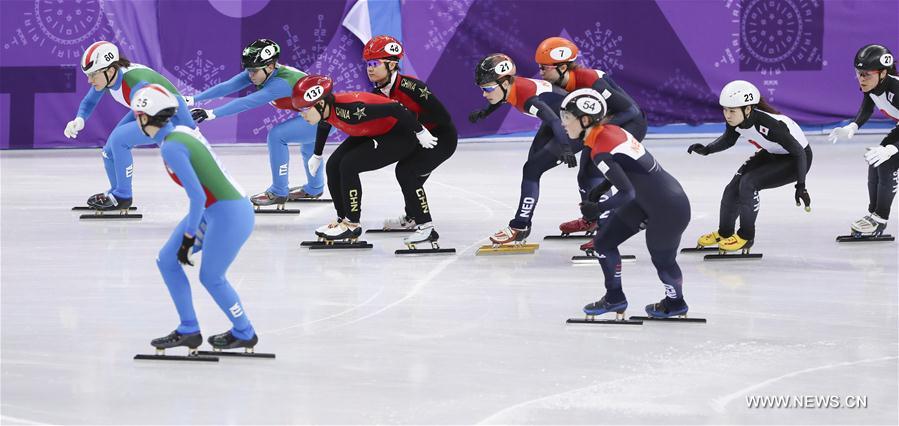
left=363, top=35, right=404, bottom=61
left=534, top=37, right=579, bottom=65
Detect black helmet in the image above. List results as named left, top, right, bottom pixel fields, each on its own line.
left=475, top=53, right=516, bottom=85
left=854, top=44, right=894, bottom=71
left=242, top=39, right=281, bottom=69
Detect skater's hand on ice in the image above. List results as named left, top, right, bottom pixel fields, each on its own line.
left=307, top=154, right=323, bottom=177
left=64, top=117, right=84, bottom=139
left=558, top=146, right=577, bottom=168
left=468, top=108, right=488, bottom=123
left=794, top=182, right=811, bottom=212
left=178, top=234, right=196, bottom=266
left=183, top=96, right=195, bottom=107
left=687, top=143, right=709, bottom=156
left=864, top=144, right=898, bottom=167
left=416, top=128, right=438, bottom=149
left=191, top=108, right=215, bottom=123
left=827, top=123, right=857, bottom=144
left=579, top=201, right=602, bottom=219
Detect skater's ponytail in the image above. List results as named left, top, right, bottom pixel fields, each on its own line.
left=754, top=97, right=781, bottom=115
left=109, top=54, right=131, bottom=70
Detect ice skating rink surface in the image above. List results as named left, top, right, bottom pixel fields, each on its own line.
left=2, top=134, right=896, bottom=424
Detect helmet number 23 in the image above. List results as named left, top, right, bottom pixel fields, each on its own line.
left=743, top=93, right=754, bottom=102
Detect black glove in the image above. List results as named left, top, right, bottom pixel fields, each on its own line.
left=191, top=108, right=209, bottom=123
left=468, top=108, right=488, bottom=123
left=558, top=146, right=577, bottom=168
left=580, top=201, right=602, bottom=219
left=177, top=234, right=196, bottom=266
left=587, top=181, right=612, bottom=202
left=687, top=143, right=710, bottom=156
left=794, top=182, right=811, bottom=212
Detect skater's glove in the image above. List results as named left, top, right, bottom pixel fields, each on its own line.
left=864, top=144, right=898, bottom=167
left=64, top=117, right=85, bottom=139
left=307, top=154, right=323, bottom=177
left=557, top=145, right=577, bottom=168
left=579, top=201, right=602, bottom=219
left=177, top=234, right=196, bottom=266
left=191, top=108, right=215, bottom=123
left=416, top=128, right=438, bottom=149
left=468, top=108, right=488, bottom=123
left=794, top=182, right=811, bottom=212
left=183, top=95, right=195, bottom=107
left=687, top=143, right=709, bottom=156
left=827, top=122, right=857, bottom=144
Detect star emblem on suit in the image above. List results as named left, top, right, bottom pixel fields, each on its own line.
left=353, top=107, right=367, bottom=120
left=418, top=86, right=431, bottom=100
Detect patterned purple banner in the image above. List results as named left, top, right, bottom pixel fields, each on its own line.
left=1, top=0, right=897, bottom=149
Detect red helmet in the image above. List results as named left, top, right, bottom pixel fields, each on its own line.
left=535, top=37, right=579, bottom=65
left=363, top=35, right=404, bottom=61
left=291, top=75, right=333, bottom=109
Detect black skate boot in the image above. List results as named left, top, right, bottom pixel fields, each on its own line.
left=88, top=192, right=133, bottom=211
left=199, top=331, right=274, bottom=358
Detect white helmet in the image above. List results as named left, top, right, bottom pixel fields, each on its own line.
left=561, top=88, right=608, bottom=121
left=719, top=80, right=760, bottom=108
left=81, top=41, right=120, bottom=75
left=132, top=84, right=178, bottom=125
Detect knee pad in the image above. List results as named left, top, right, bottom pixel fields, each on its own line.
left=198, top=267, right=225, bottom=290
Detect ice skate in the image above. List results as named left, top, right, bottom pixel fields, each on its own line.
left=629, top=298, right=706, bottom=323
left=704, top=234, right=762, bottom=260
left=566, top=296, right=641, bottom=325
left=80, top=193, right=142, bottom=220
left=850, top=214, right=887, bottom=238
left=396, top=223, right=456, bottom=255
left=682, top=231, right=723, bottom=253
left=196, top=331, right=274, bottom=358
left=836, top=214, right=894, bottom=242
left=251, top=191, right=299, bottom=214
left=545, top=217, right=597, bottom=240
left=307, top=221, right=372, bottom=250
left=133, top=330, right=217, bottom=362
left=287, top=187, right=329, bottom=202
left=477, top=226, right=538, bottom=255
left=369, top=214, right=416, bottom=233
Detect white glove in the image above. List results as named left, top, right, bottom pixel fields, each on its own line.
left=864, top=144, right=899, bottom=167
left=183, top=96, right=195, bottom=107
left=307, top=154, right=323, bottom=177
left=827, top=122, right=857, bottom=144
left=64, top=117, right=85, bottom=139
left=416, top=128, right=438, bottom=149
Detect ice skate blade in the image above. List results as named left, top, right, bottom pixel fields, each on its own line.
left=703, top=253, right=762, bottom=260
left=254, top=207, right=300, bottom=214
left=395, top=248, right=456, bottom=255
left=566, top=317, right=642, bottom=325
left=629, top=315, right=707, bottom=323
left=571, top=254, right=636, bottom=264
left=544, top=234, right=593, bottom=240
left=476, top=243, right=539, bottom=255
left=835, top=234, right=894, bottom=242
left=366, top=228, right=415, bottom=233
left=80, top=212, right=143, bottom=220
left=133, top=353, right=218, bottom=362
left=680, top=246, right=719, bottom=253
left=308, top=241, right=373, bottom=250
left=72, top=206, right=137, bottom=211
left=197, top=350, right=275, bottom=359
left=286, top=198, right=332, bottom=203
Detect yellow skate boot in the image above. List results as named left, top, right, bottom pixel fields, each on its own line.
left=718, top=234, right=752, bottom=253
left=696, top=231, right=722, bottom=248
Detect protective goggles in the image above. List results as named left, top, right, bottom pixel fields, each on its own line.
left=480, top=84, right=500, bottom=93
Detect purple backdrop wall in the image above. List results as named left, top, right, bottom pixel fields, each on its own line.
left=1, top=0, right=897, bottom=149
